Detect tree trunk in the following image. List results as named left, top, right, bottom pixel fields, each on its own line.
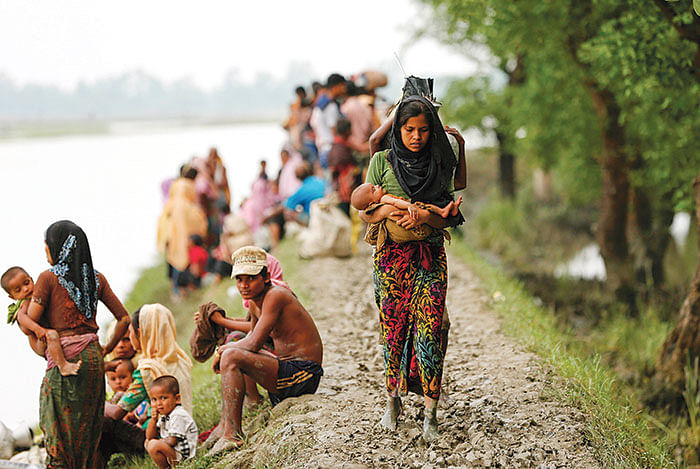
left=495, top=131, right=516, bottom=198
left=647, top=174, right=700, bottom=406
left=533, top=168, right=553, bottom=202
left=586, top=84, right=636, bottom=304
left=630, top=184, right=674, bottom=289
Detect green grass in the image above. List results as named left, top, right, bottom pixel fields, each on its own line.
left=449, top=240, right=676, bottom=468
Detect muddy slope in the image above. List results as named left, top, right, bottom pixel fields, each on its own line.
left=216, top=248, right=599, bottom=468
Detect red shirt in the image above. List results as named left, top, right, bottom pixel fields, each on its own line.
left=188, top=246, right=208, bottom=277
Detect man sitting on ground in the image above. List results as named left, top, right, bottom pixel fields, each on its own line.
left=207, top=245, right=324, bottom=454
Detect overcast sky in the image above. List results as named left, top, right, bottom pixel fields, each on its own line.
left=0, top=0, right=476, bottom=91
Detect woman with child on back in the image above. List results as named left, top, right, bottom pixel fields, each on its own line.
left=359, top=80, right=466, bottom=443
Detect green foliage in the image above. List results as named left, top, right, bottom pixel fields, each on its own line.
left=472, top=197, right=532, bottom=259
left=450, top=241, right=675, bottom=467
left=590, top=306, right=673, bottom=377
left=683, top=355, right=700, bottom=447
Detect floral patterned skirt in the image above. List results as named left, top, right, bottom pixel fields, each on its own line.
left=40, top=340, right=105, bottom=469
left=373, top=240, right=447, bottom=400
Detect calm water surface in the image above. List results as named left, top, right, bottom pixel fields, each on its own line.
left=0, top=121, right=286, bottom=428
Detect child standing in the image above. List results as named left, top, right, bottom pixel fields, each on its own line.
left=145, top=375, right=198, bottom=468
left=2, top=266, right=81, bottom=376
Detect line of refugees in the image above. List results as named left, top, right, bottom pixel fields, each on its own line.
left=1, top=74, right=466, bottom=467
left=155, top=71, right=386, bottom=289
left=231, top=71, right=392, bottom=259
left=157, top=147, right=235, bottom=300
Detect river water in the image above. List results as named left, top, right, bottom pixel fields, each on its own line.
left=0, top=121, right=286, bottom=429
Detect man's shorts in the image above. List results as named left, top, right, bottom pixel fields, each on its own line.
left=268, top=359, right=323, bottom=406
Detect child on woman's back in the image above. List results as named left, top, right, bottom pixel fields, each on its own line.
left=145, top=375, right=198, bottom=468
left=2, top=266, right=81, bottom=376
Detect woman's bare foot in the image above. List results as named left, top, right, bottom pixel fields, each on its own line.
left=422, top=405, right=439, bottom=443
left=57, top=359, right=81, bottom=376
left=206, top=435, right=244, bottom=457
left=200, top=424, right=223, bottom=450
left=379, top=396, right=401, bottom=431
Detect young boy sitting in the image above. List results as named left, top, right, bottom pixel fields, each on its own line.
left=145, top=375, right=198, bottom=468
left=350, top=183, right=461, bottom=249
left=2, top=266, right=81, bottom=376
left=106, top=358, right=135, bottom=404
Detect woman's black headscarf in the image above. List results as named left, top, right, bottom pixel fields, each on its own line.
left=387, top=96, right=464, bottom=226
left=45, top=220, right=99, bottom=319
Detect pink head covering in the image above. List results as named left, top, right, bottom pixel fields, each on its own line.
left=278, top=152, right=303, bottom=199
left=191, top=157, right=218, bottom=200
left=239, top=177, right=280, bottom=233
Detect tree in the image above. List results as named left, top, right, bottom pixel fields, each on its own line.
left=648, top=174, right=700, bottom=405
left=421, top=0, right=700, bottom=304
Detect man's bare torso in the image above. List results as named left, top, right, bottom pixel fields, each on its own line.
left=250, top=286, right=323, bottom=364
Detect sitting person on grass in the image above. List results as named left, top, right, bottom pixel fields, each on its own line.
left=145, top=375, right=198, bottom=468
left=2, top=266, right=81, bottom=376
left=204, top=245, right=323, bottom=455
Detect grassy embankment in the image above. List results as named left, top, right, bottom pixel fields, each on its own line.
left=108, top=240, right=309, bottom=469
left=450, top=148, right=698, bottom=466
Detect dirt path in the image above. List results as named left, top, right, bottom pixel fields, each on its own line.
left=220, top=247, right=600, bottom=468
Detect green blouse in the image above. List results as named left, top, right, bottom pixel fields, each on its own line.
left=365, top=150, right=455, bottom=245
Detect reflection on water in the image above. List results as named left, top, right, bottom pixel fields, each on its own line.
left=554, top=243, right=607, bottom=280
left=555, top=212, right=693, bottom=282
left=0, top=122, right=286, bottom=428
left=670, top=212, right=691, bottom=248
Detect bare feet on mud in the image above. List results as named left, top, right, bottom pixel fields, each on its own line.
left=379, top=396, right=401, bottom=431
left=57, top=359, right=81, bottom=376
left=422, top=406, right=439, bottom=443
left=206, top=436, right=244, bottom=457
left=199, top=424, right=222, bottom=451
left=243, top=396, right=262, bottom=410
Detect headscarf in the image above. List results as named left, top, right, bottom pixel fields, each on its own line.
left=157, top=177, right=207, bottom=271
left=45, top=220, right=99, bottom=320
left=239, top=177, right=279, bottom=234
left=387, top=96, right=455, bottom=204
left=136, top=304, right=193, bottom=414
left=191, top=156, right=218, bottom=201
left=387, top=96, right=464, bottom=226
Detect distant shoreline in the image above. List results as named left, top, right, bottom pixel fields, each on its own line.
left=0, top=114, right=285, bottom=140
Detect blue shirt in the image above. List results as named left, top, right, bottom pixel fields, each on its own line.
left=284, top=176, right=327, bottom=214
